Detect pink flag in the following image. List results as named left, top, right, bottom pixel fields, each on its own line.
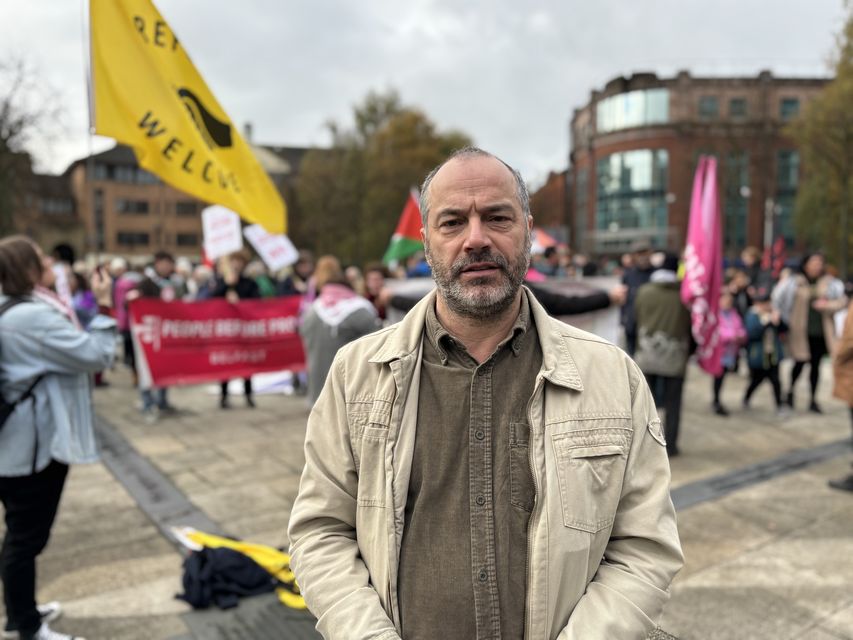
left=681, top=156, right=724, bottom=377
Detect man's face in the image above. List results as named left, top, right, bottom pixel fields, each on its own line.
left=634, top=250, right=652, bottom=269
left=365, top=270, right=384, bottom=295
left=422, top=155, right=532, bottom=320
left=295, top=260, right=313, bottom=279
left=154, top=258, right=174, bottom=278
left=229, top=256, right=247, bottom=275
left=804, top=255, right=824, bottom=280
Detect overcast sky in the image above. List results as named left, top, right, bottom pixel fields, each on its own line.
left=1, top=0, right=846, bottom=189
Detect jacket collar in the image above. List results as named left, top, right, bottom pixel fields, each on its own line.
left=369, top=286, right=584, bottom=392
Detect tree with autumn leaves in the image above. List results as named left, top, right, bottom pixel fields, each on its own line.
left=293, top=90, right=470, bottom=266
left=788, top=6, right=853, bottom=278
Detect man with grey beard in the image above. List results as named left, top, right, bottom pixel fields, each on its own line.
left=288, top=147, right=682, bottom=640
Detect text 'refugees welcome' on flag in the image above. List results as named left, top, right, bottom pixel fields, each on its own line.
left=90, top=0, right=286, bottom=234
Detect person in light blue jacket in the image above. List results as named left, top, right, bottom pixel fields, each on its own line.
left=0, top=236, right=115, bottom=640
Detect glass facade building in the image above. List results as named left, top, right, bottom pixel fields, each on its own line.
left=596, top=89, right=669, bottom=133
left=595, top=149, right=669, bottom=249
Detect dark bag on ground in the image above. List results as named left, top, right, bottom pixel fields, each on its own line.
left=177, top=546, right=277, bottom=610
left=0, top=298, right=42, bottom=430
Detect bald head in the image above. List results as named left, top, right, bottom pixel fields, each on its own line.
left=419, top=147, right=530, bottom=228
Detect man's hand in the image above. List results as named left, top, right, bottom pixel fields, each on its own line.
left=608, top=284, right=628, bottom=306
left=378, top=286, right=395, bottom=307
left=226, top=290, right=239, bottom=304
left=91, top=267, right=113, bottom=307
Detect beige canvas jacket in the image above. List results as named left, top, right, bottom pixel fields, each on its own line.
left=288, top=288, right=683, bottom=640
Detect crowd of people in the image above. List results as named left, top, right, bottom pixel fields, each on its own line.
left=617, top=243, right=848, bottom=457
left=26, top=235, right=853, bottom=454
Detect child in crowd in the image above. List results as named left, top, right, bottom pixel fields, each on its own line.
left=712, top=290, right=746, bottom=415
left=743, top=289, right=789, bottom=416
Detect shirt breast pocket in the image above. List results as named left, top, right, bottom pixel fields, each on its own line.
left=551, top=426, right=630, bottom=533
left=348, top=399, right=392, bottom=508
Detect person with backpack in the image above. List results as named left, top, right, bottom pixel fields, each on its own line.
left=0, top=236, right=116, bottom=640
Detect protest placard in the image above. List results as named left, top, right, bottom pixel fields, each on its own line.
left=202, top=205, right=243, bottom=260
left=243, top=224, right=299, bottom=272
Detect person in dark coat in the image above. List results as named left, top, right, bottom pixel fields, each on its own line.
left=634, top=253, right=691, bottom=456
left=620, top=243, right=655, bottom=356
left=742, top=288, right=788, bottom=416
left=212, top=250, right=261, bottom=409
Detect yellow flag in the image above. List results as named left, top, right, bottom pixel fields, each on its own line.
left=90, top=0, right=286, bottom=234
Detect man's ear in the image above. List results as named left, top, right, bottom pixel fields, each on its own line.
left=422, top=233, right=432, bottom=267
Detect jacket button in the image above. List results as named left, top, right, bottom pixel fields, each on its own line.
left=478, top=569, right=488, bottom=582
left=475, top=430, right=485, bottom=441
left=475, top=495, right=486, bottom=506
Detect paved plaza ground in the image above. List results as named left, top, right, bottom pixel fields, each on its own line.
left=1, top=357, right=852, bottom=639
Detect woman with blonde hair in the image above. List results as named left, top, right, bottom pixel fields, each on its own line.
left=299, top=256, right=378, bottom=404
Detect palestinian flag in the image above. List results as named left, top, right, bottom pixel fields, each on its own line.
left=383, top=189, right=423, bottom=265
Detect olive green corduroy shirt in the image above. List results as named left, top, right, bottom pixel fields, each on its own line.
left=397, top=295, right=542, bottom=640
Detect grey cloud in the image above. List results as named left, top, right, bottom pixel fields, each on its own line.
left=1, top=0, right=844, bottom=187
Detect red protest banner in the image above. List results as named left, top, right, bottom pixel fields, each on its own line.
left=129, top=297, right=305, bottom=387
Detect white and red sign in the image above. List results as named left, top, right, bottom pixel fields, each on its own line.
left=243, top=224, right=299, bottom=272
left=130, top=297, right=305, bottom=387
left=202, top=205, right=243, bottom=260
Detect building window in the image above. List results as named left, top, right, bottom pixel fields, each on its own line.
left=115, top=199, right=149, bottom=215
left=176, top=233, right=199, bottom=247
left=92, top=163, right=109, bottom=181
left=780, top=98, right=800, bottom=121
left=136, top=169, right=159, bottom=184
left=596, top=89, right=669, bottom=133
left=729, top=98, right=747, bottom=119
left=39, top=198, right=74, bottom=216
left=595, top=149, right=669, bottom=251
left=698, top=96, right=719, bottom=120
left=777, top=150, right=800, bottom=190
left=94, top=189, right=105, bottom=252
left=175, top=201, right=198, bottom=216
left=114, top=166, right=136, bottom=183
left=116, top=232, right=150, bottom=247
left=723, top=152, right=749, bottom=254
left=775, top=150, right=800, bottom=246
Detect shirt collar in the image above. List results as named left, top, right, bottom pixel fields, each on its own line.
left=424, top=293, right=532, bottom=363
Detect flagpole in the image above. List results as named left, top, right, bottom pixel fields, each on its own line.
left=81, top=0, right=98, bottom=264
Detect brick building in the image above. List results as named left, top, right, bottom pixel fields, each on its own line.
left=529, top=170, right=569, bottom=243
left=57, top=141, right=312, bottom=260
left=569, top=70, right=828, bottom=257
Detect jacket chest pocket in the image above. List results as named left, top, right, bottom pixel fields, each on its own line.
left=551, top=427, right=630, bottom=533
left=348, top=399, right=392, bottom=508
